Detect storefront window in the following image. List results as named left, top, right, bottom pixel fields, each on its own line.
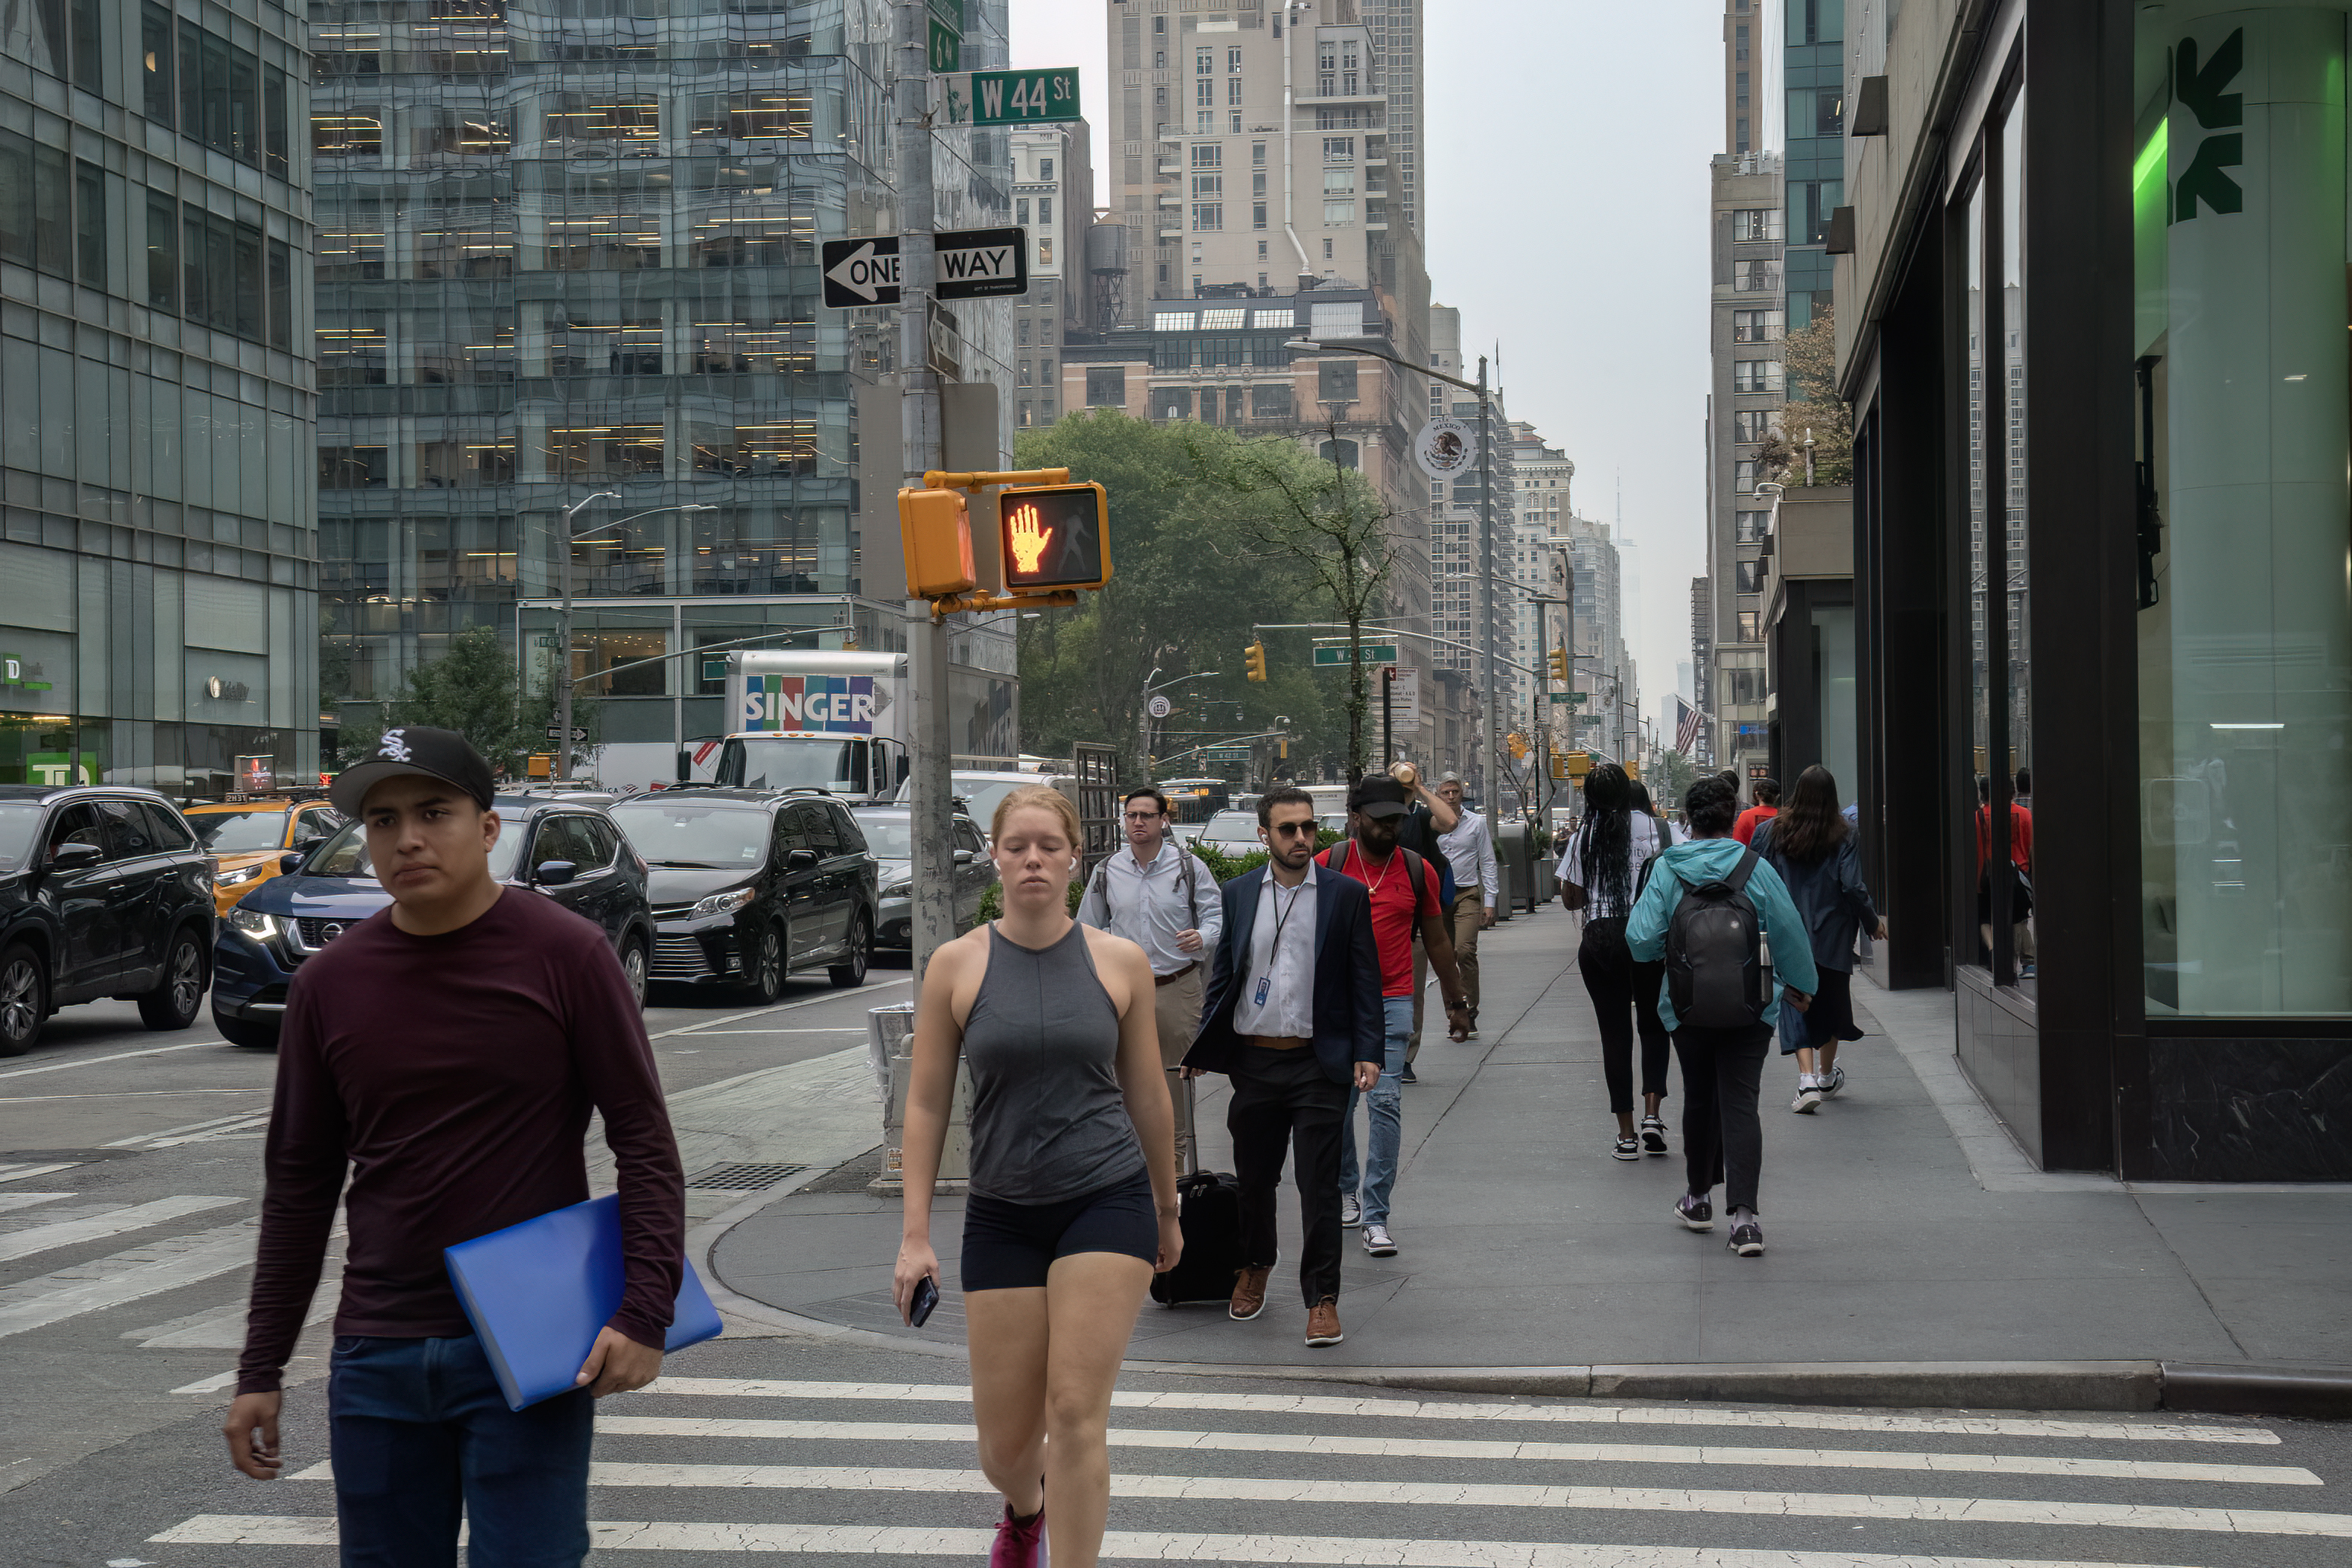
left=2134, top=5, right=2352, bottom=1016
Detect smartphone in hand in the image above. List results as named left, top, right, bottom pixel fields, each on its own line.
left=907, top=1274, right=940, bottom=1327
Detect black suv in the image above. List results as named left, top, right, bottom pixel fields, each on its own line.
left=0, top=786, right=218, bottom=1055
left=605, top=788, right=878, bottom=1001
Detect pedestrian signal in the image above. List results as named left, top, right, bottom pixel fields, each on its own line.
left=1547, top=648, right=1570, bottom=681
left=1244, top=639, right=1268, bottom=682
left=997, top=482, right=1111, bottom=592
left=898, top=487, right=977, bottom=598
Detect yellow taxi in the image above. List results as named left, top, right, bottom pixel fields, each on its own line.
left=184, top=796, right=351, bottom=915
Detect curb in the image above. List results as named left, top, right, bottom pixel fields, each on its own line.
left=2161, top=1362, right=2352, bottom=1420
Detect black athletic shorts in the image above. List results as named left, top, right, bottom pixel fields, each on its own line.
left=961, top=1167, right=1159, bottom=1292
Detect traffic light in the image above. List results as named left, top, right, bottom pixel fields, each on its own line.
left=1508, top=731, right=1529, bottom=761
left=1547, top=648, right=1570, bottom=682
left=1244, top=639, right=1268, bottom=682
left=897, top=487, right=977, bottom=598
left=998, top=481, right=1111, bottom=592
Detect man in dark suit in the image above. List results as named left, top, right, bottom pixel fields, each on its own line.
left=1183, top=786, right=1383, bottom=1347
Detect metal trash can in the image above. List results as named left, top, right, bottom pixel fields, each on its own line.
left=1496, top=819, right=1531, bottom=915
left=872, top=1002, right=974, bottom=1192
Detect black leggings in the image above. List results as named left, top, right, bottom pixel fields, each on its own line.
left=1577, top=916, right=1672, bottom=1115
left=1675, top=1021, right=1771, bottom=1213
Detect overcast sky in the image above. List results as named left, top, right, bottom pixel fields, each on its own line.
left=1009, top=2, right=1721, bottom=709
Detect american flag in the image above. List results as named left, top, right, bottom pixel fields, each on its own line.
left=1674, top=697, right=1705, bottom=756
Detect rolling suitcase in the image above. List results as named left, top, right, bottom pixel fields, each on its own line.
left=1149, top=1076, right=1246, bottom=1307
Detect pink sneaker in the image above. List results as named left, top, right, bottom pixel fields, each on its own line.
left=990, top=1502, right=1047, bottom=1566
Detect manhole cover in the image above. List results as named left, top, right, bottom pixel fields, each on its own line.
left=686, top=1162, right=809, bottom=1192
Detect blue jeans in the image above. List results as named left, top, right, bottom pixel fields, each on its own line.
left=1337, top=996, right=1413, bottom=1227
left=327, top=1334, right=594, bottom=1568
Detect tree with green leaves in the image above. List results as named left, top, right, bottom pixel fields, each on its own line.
left=1011, top=412, right=1348, bottom=780
left=1649, top=748, right=1704, bottom=814
left=1184, top=431, right=1400, bottom=781
left=336, top=626, right=597, bottom=779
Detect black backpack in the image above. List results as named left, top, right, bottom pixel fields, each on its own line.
left=1662, top=849, right=1771, bottom=1028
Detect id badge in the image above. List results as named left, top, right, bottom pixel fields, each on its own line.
left=1253, top=974, right=1271, bottom=1007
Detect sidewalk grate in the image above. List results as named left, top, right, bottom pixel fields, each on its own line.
left=685, top=1162, right=809, bottom=1192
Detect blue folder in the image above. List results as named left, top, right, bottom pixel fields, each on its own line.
left=444, top=1193, right=724, bottom=1411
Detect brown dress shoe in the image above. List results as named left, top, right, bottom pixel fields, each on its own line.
left=1229, top=1265, right=1272, bottom=1321
left=1305, top=1296, right=1344, bottom=1347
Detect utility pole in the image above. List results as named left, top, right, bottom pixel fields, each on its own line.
left=553, top=489, right=619, bottom=781
left=1476, top=354, right=1498, bottom=849
left=897, top=2, right=955, bottom=975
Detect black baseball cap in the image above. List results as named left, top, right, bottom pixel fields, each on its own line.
left=330, top=726, right=496, bottom=815
left=1348, top=775, right=1412, bottom=820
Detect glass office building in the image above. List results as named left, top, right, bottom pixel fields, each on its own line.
left=2, top=0, right=317, bottom=795
left=311, top=0, right=1015, bottom=760
left=1840, top=0, right=2352, bottom=1180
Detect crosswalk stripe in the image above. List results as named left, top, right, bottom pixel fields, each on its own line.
left=0, top=1162, right=79, bottom=1184
left=281, top=1461, right=2352, bottom=1537
left=145, top=1514, right=2218, bottom=1565
left=0, top=1191, right=75, bottom=1214
left=0, top=1196, right=241, bottom=1264
left=0, top=1218, right=256, bottom=1340
left=594, top=1415, right=2320, bottom=1486
left=642, top=1378, right=2280, bottom=1445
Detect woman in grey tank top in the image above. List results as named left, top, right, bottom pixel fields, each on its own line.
left=893, top=786, right=1181, bottom=1568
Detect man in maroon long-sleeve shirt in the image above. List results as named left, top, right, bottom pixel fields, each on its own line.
left=225, top=726, right=684, bottom=1567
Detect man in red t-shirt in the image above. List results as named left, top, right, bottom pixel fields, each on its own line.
left=1731, top=779, right=1780, bottom=845
left=1319, top=776, right=1468, bottom=1258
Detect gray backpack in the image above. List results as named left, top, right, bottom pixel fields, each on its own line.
left=1662, top=849, right=1770, bottom=1028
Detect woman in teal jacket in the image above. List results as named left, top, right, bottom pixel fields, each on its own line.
left=1627, top=774, right=1817, bottom=1257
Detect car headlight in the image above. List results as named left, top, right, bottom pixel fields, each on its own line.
left=687, top=885, right=758, bottom=919
left=880, top=878, right=911, bottom=897
left=217, top=864, right=265, bottom=887
left=228, top=907, right=280, bottom=940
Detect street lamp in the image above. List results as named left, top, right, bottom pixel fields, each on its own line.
left=554, top=499, right=718, bottom=780
left=1287, top=335, right=1500, bottom=843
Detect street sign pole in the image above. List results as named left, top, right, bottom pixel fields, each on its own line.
left=897, top=6, right=955, bottom=977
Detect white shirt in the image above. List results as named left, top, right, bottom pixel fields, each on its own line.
left=1557, top=813, right=1669, bottom=919
left=1076, top=837, right=1224, bottom=976
left=1436, top=811, right=1500, bottom=904
left=1230, top=865, right=1318, bottom=1039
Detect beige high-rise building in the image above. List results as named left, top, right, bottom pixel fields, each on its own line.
left=1010, top=124, right=1095, bottom=432
left=1104, top=2, right=1425, bottom=352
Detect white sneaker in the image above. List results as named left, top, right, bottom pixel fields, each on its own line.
left=1821, top=1064, right=1847, bottom=1098
left=1340, top=1193, right=1362, bottom=1229
left=1361, top=1222, right=1398, bottom=1257
left=1791, top=1083, right=1823, bottom=1114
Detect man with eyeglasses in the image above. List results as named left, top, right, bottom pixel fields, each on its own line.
left=1079, top=786, right=1223, bottom=1168
left=1184, top=787, right=1383, bottom=1347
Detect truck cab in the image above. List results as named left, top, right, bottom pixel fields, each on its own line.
left=714, top=732, right=908, bottom=802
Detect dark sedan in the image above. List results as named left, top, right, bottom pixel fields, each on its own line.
left=604, top=788, right=877, bottom=1001
left=210, top=795, right=654, bottom=1049
left=0, top=786, right=217, bottom=1055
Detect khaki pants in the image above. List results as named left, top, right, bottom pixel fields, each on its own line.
left=1152, top=963, right=1204, bottom=1168
left=1410, top=890, right=1488, bottom=1059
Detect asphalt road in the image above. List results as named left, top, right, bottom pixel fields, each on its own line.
left=0, top=964, right=913, bottom=1505
left=5, top=1334, right=2350, bottom=1567
left=8, top=967, right=2352, bottom=1567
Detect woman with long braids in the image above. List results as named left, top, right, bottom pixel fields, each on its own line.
left=1751, top=765, right=1888, bottom=1114
left=1556, top=764, right=1674, bottom=1159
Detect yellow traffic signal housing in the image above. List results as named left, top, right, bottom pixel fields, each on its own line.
left=998, top=481, right=1111, bottom=593
left=1244, top=639, right=1268, bottom=681
left=1547, top=648, right=1570, bottom=682
left=898, top=487, right=977, bottom=598
left=1625, top=760, right=1642, bottom=780
left=1508, top=732, right=1530, bottom=761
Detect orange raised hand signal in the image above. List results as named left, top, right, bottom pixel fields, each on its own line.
left=1006, top=502, right=1053, bottom=575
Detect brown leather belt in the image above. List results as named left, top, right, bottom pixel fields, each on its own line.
left=1154, top=961, right=1200, bottom=988
left=1246, top=1034, right=1311, bottom=1050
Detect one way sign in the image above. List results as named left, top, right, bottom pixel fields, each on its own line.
left=821, top=235, right=900, bottom=308
left=933, top=225, right=1028, bottom=301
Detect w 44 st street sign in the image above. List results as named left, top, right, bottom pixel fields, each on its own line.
left=939, top=68, right=1082, bottom=126
left=1311, top=640, right=1398, bottom=667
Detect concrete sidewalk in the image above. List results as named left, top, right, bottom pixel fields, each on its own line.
left=706, top=905, right=2351, bottom=1407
